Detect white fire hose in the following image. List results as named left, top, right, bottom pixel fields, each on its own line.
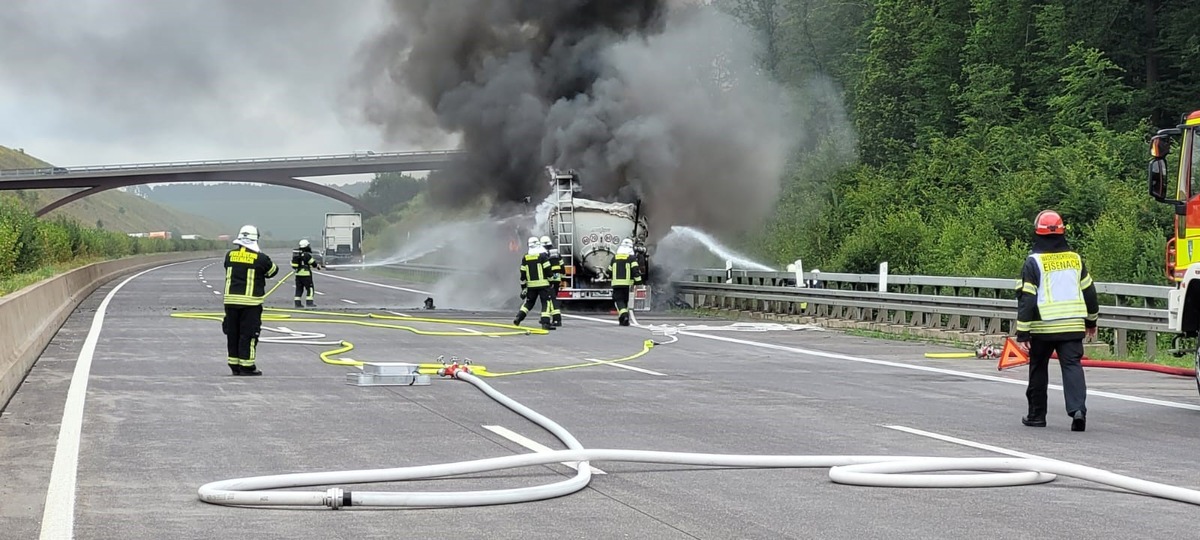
left=198, top=366, right=1200, bottom=509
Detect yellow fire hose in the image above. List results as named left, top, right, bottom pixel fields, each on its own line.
left=176, top=272, right=657, bottom=377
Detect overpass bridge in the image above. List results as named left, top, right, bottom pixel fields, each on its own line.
left=0, top=149, right=465, bottom=216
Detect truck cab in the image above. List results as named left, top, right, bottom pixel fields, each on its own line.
left=1148, top=110, right=1200, bottom=392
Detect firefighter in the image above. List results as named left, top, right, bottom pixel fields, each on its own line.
left=514, top=236, right=555, bottom=331
left=541, top=235, right=564, bottom=327
left=1015, top=210, right=1100, bottom=431
left=291, top=239, right=322, bottom=308
left=223, top=225, right=279, bottom=376
left=610, top=238, right=642, bottom=326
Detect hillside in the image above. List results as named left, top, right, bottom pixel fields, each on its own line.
left=141, top=182, right=372, bottom=241
left=0, top=145, right=229, bottom=236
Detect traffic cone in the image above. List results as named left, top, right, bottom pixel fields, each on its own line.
left=997, top=337, right=1029, bottom=371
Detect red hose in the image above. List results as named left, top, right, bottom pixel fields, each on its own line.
left=1079, top=359, right=1196, bottom=377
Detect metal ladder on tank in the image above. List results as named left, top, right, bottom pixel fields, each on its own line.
left=554, top=177, right=576, bottom=291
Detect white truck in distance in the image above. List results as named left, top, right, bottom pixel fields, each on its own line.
left=323, top=212, right=363, bottom=266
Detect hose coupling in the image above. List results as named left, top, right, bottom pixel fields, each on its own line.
left=324, top=488, right=348, bottom=509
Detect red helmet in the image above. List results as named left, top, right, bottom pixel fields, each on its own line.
left=1034, top=210, right=1064, bottom=235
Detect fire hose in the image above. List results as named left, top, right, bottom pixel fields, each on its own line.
left=197, top=363, right=1200, bottom=509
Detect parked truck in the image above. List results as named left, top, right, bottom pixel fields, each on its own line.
left=323, top=212, right=363, bottom=266
left=531, top=167, right=652, bottom=311
left=1147, top=110, right=1200, bottom=394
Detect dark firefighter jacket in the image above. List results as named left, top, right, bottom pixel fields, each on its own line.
left=520, top=253, right=551, bottom=289
left=292, top=249, right=318, bottom=277
left=224, top=246, right=279, bottom=306
left=547, top=253, right=564, bottom=283
left=1015, top=235, right=1099, bottom=342
left=611, top=253, right=642, bottom=287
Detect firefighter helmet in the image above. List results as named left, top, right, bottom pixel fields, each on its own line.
left=298, top=239, right=310, bottom=248
left=620, top=238, right=634, bottom=248
left=237, top=225, right=259, bottom=241
left=527, top=237, right=540, bottom=249
left=540, top=235, right=552, bottom=246
left=1034, top=210, right=1064, bottom=235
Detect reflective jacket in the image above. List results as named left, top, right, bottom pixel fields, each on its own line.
left=291, top=249, right=317, bottom=277
left=547, top=253, right=564, bottom=283
left=224, top=247, right=279, bottom=306
left=520, top=253, right=551, bottom=288
left=1015, top=249, right=1099, bottom=340
left=610, top=253, right=642, bottom=287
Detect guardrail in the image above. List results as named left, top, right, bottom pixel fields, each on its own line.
left=364, top=261, right=1175, bottom=357
left=0, top=149, right=467, bottom=176
left=674, top=268, right=1172, bottom=357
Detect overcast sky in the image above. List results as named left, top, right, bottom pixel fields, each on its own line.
left=0, top=0, right=453, bottom=184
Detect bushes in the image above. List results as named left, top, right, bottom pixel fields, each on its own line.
left=0, top=193, right=223, bottom=282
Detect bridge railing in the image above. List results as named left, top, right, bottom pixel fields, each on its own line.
left=0, top=149, right=466, bottom=176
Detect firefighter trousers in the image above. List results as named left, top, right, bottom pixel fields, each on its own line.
left=517, top=286, right=553, bottom=326
left=294, top=275, right=315, bottom=303
left=223, top=304, right=263, bottom=367
left=612, top=285, right=631, bottom=325
left=548, top=280, right=562, bottom=324
left=1026, top=338, right=1087, bottom=419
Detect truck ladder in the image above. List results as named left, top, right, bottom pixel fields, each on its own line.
left=554, top=174, right=577, bottom=291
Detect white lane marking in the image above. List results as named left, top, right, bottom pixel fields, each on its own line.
left=315, top=291, right=325, bottom=296
left=482, top=425, right=605, bottom=474
left=387, top=311, right=412, bottom=318
left=317, top=271, right=431, bottom=295
left=205, top=284, right=212, bottom=288
left=562, top=313, right=1200, bottom=413
left=585, top=357, right=666, bottom=376
left=327, top=275, right=1198, bottom=412
left=41, top=262, right=186, bottom=540
left=340, top=299, right=358, bottom=305
left=884, top=425, right=1047, bottom=460
left=459, top=327, right=499, bottom=339
left=212, top=290, right=221, bottom=295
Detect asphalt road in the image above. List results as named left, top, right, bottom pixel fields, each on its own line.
left=3, top=255, right=1200, bottom=539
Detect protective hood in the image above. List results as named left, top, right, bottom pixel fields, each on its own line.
left=232, top=237, right=261, bottom=253
left=1030, top=234, right=1070, bottom=254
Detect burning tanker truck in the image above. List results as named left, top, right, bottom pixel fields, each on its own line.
left=525, top=166, right=652, bottom=311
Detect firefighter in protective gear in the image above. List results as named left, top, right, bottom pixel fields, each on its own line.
left=1015, top=210, right=1099, bottom=431
left=514, top=237, right=555, bottom=330
left=223, top=225, right=279, bottom=376
left=291, top=239, right=322, bottom=308
left=610, top=238, right=642, bottom=326
left=541, top=235, right=563, bottom=326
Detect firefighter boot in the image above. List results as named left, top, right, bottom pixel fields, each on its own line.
left=229, top=363, right=242, bottom=375
left=306, top=300, right=316, bottom=307
left=513, top=311, right=527, bottom=326
left=237, top=364, right=263, bottom=376
left=295, top=300, right=303, bottom=308
left=1021, top=414, right=1046, bottom=427
left=552, top=314, right=562, bottom=327
left=618, top=312, right=630, bottom=327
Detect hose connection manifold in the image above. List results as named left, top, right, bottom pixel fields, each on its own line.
left=439, top=362, right=471, bottom=378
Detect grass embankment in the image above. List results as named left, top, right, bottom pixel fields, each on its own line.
left=0, top=194, right=224, bottom=296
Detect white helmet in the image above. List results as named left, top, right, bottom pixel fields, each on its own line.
left=237, top=225, right=259, bottom=241
left=620, top=238, right=633, bottom=248
left=539, top=235, right=552, bottom=246
left=298, top=239, right=310, bottom=248
left=527, top=237, right=540, bottom=249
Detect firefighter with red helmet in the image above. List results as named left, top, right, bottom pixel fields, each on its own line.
left=1015, top=210, right=1100, bottom=431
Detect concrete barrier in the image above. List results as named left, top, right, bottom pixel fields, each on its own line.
left=0, top=251, right=223, bottom=411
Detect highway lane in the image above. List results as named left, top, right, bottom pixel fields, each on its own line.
left=2, top=257, right=1199, bottom=539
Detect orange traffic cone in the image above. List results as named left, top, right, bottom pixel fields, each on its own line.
left=997, top=337, right=1030, bottom=371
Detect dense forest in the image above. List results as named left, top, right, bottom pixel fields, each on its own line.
left=717, top=0, right=1200, bottom=285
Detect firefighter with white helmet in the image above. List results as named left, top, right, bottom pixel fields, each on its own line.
left=514, top=236, right=555, bottom=330
left=541, top=235, right=564, bottom=327
left=610, top=237, right=642, bottom=326
left=222, top=225, right=279, bottom=376
left=292, top=238, right=322, bottom=308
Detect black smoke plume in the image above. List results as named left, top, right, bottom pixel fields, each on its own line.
left=351, top=0, right=800, bottom=238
